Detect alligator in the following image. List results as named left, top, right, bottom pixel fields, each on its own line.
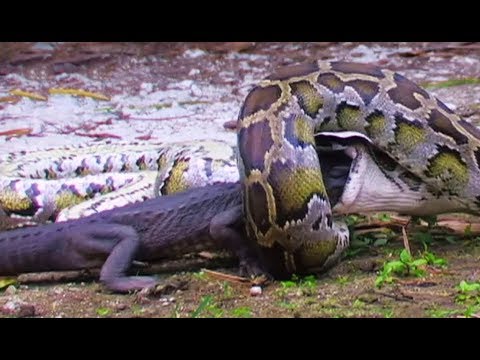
left=0, top=145, right=353, bottom=293
left=0, top=182, right=255, bottom=293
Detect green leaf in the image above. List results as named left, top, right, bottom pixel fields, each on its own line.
left=345, top=214, right=360, bottom=226
left=412, top=269, right=426, bottom=277
left=375, top=274, right=393, bottom=288
left=411, top=259, right=428, bottom=267
left=300, top=275, right=317, bottom=288
left=96, top=307, right=111, bottom=316
left=422, top=251, right=447, bottom=266
left=231, top=307, right=252, bottom=318
left=458, top=280, right=480, bottom=293
left=191, top=295, right=213, bottom=318
left=399, top=249, right=412, bottom=264
left=433, top=258, right=447, bottom=266
left=385, top=260, right=406, bottom=273
left=280, top=280, right=297, bottom=288
left=377, top=213, right=391, bottom=222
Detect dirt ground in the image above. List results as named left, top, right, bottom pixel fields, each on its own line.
left=1, top=42, right=480, bottom=317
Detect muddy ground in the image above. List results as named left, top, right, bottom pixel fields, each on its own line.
left=1, top=42, right=480, bottom=317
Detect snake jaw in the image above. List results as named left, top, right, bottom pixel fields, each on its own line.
left=332, top=144, right=369, bottom=214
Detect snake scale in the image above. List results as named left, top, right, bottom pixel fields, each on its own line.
left=2, top=60, right=480, bottom=276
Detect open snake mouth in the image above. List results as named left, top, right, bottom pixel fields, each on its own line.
left=314, top=132, right=370, bottom=208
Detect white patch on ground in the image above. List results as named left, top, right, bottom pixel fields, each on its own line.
left=454, top=56, right=480, bottom=65
left=188, top=69, right=200, bottom=76
left=183, top=49, right=206, bottom=58
left=0, top=63, right=245, bottom=153
left=344, top=44, right=413, bottom=63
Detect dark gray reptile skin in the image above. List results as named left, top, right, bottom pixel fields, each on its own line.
left=0, top=182, right=256, bottom=292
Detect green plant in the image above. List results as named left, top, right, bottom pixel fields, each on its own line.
left=192, top=271, right=207, bottom=281
left=277, top=274, right=318, bottom=297
left=231, top=306, right=252, bottom=318
left=221, top=282, right=234, bottom=299
left=130, top=304, right=144, bottom=316
left=456, top=280, right=480, bottom=303
left=335, top=276, right=350, bottom=285
left=344, top=214, right=363, bottom=226
left=280, top=274, right=317, bottom=289
left=375, top=249, right=447, bottom=288
left=423, top=250, right=447, bottom=266
left=96, top=307, right=111, bottom=316
left=191, top=295, right=224, bottom=318
left=375, top=213, right=391, bottom=222
left=347, top=228, right=395, bottom=258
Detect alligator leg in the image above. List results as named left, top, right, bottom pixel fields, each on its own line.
left=72, top=224, right=158, bottom=293
left=210, top=205, right=270, bottom=278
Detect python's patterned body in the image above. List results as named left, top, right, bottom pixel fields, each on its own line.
left=237, top=61, right=480, bottom=272
left=0, top=140, right=239, bottom=225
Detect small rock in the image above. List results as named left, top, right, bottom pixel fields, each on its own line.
left=1, top=299, right=36, bottom=317
left=190, top=84, right=202, bottom=97
left=250, top=286, right=262, bottom=297
left=114, top=303, right=127, bottom=311
left=5, top=285, right=17, bottom=295
left=188, top=69, right=200, bottom=76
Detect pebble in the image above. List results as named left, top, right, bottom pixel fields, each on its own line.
left=250, top=286, right=262, bottom=297
left=188, top=69, right=200, bottom=76
left=114, top=303, right=127, bottom=311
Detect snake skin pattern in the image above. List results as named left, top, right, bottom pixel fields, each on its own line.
left=237, top=60, right=480, bottom=272
left=0, top=140, right=239, bottom=225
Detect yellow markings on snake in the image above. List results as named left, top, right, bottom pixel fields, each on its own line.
left=55, top=192, right=86, bottom=211
left=337, top=104, right=363, bottom=131
left=365, top=111, right=388, bottom=139
left=272, top=168, right=327, bottom=215
left=296, top=239, right=338, bottom=268
left=290, top=81, right=324, bottom=117
left=0, top=190, right=33, bottom=211
left=428, top=151, right=469, bottom=188
left=162, top=159, right=190, bottom=195
left=395, top=122, right=426, bottom=152
left=294, top=116, right=315, bottom=145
